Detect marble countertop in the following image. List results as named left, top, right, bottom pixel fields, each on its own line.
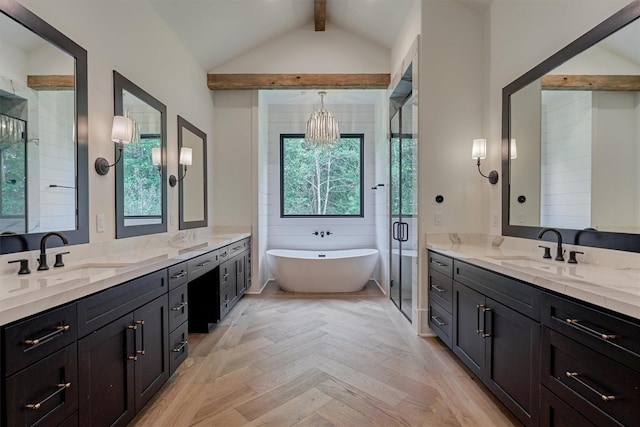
left=0, top=232, right=250, bottom=326
left=427, top=242, right=640, bottom=320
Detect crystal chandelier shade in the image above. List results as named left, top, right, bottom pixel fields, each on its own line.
left=305, top=91, right=340, bottom=148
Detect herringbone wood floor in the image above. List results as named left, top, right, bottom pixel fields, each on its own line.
left=131, top=282, right=520, bottom=426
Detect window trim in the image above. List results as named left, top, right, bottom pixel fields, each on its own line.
left=279, top=133, right=365, bottom=218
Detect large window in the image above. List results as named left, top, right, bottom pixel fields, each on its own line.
left=280, top=134, right=364, bottom=217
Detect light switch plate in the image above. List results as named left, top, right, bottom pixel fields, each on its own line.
left=96, top=213, right=105, bottom=233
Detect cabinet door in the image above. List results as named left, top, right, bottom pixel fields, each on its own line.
left=133, top=296, right=169, bottom=412
left=235, top=252, right=246, bottom=297
left=485, top=298, right=540, bottom=426
left=78, top=314, right=135, bottom=427
left=452, top=282, right=485, bottom=377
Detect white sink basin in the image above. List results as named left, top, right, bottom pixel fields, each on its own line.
left=39, top=263, right=134, bottom=281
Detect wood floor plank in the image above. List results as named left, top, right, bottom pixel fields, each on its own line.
left=246, top=388, right=333, bottom=427
left=292, top=412, right=335, bottom=427
left=317, top=359, right=408, bottom=407
left=245, top=353, right=329, bottom=394
left=235, top=368, right=331, bottom=421
left=316, top=376, right=414, bottom=426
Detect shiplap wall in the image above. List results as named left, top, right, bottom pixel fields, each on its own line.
left=541, top=91, right=592, bottom=229
left=263, top=103, right=381, bottom=280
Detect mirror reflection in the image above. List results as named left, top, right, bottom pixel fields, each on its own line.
left=509, top=17, right=640, bottom=235
left=114, top=71, right=167, bottom=238
left=0, top=11, right=76, bottom=235
left=177, top=116, right=207, bottom=230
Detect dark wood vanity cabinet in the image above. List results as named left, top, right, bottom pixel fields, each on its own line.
left=1, top=303, right=79, bottom=427
left=451, top=260, right=540, bottom=427
left=540, top=294, right=640, bottom=427
left=427, top=249, right=640, bottom=427
left=427, top=252, right=454, bottom=348
left=77, top=271, right=169, bottom=426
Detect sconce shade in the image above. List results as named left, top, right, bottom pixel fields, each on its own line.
left=151, top=147, right=162, bottom=166
left=510, top=138, right=518, bottom=159
left=179, top=147, right=193, bottom=166
left=111, top=116, right=133, bottom=144
left=472, top=138, right=487, bottom=159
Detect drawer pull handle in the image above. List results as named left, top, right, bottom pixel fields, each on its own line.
left=565, top=372, right=616, bottom=401
left=431, top=284, right=446, bottom=293
left=24, top=325, right=70, bottom=346
left=198, top=260, right=212, bottom=267
left=26, top=382, right=71, bottom=410
left=171, top=301, right=188, bottom=311
left=432, top=260, right=448, bottom=268
left=223, top=273, right=229, bottom=279
left=172, top=340, right=188, bottom=353
left=128, top=355, right=138, bottom=361
left=430, top=315, right=446, bottom=327
left=565, top=319, right=618, bottom=340
left=170, top=271, right=186, bottom=279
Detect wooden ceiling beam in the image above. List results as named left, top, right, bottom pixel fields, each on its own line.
left=541, top=74, right=640, bottom=91
left=27, top=75, right=74, bottom=90
left=207, top=73, right=391, bottom=90
left=314, top=0, right=326, bottom=31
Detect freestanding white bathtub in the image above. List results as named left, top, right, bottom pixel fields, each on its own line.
left=266, top=248, right=378, bottom=293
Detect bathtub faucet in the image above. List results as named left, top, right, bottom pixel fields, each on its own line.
left=320, top=231, right=325, bottom=238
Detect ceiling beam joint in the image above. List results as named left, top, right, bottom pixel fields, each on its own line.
left=314, top=0, right=326, bottom=31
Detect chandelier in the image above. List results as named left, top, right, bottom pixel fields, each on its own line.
left=305, top=91, right=340, bottom=148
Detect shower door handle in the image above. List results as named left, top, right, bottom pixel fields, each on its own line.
left=400, top=222, right=409, bottom=242
left=392, top=221, right=400, bottom=241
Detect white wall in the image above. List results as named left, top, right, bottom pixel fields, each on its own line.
left=211, top=23, right=389, bottom=74
left=264, top=103, right=378, bottom=256
left=19, top=0, right=216, bottom=242
left=540, top=91, right=592, bottom=229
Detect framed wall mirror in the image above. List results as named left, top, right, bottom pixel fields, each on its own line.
left=0, top=0, right=88, bottom=254
left=502, top=0, right=640, bottom=252
left=177, top=116, right=207, bottom=230
left=114, top=71, right=167, bottom=238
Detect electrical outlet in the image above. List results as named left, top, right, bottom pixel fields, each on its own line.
left=519, top=213, right=526, bottom=224
left=96, top=213, right=105, bottom=233
left=492, top=212, right=499, bottom=227
left=170, top=214, right=175, bottom=225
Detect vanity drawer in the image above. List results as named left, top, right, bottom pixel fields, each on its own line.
left=168, top=284, right=188, bottom=332
left=3, top=303, right=77, bottom=376
left=228, top=238, right=250, bottom=258
left=542, top=292, right=640, bottom=371
left=428, top=300, right=452, bottom=349
left=542, top=327, right=639, bottom=427
left=454, top=260, right=540, bottom=321
left=540, top=386, right=596, bottom=427
left=168, top=262, right=188, bottom=290
left=428, top=270, right=452, bottom=312
left=5, top=343, right=78, bottom=427
left=169, top=321, right=189, bottom=375
left=428, top=251, right=453, bottom=278
left=77, top=269, right=167, bottom=337
left=188, top=250, right=219, bottom=281
left=218, top=246, right=229, bottom=263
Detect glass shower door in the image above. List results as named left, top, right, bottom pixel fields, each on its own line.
left=389, top=91, right=418, bottom=322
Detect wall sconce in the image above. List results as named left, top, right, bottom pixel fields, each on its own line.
left=169, top=147, right=192, bottom=187
left=472, top=138, right=499, bottom=184
left=151, top=147, right=162, bottom=174
left=95, top=116, right=134, bottom=175
left=510, top=138, right=518, bottom=159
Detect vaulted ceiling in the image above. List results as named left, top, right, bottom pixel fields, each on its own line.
left=148, top=0, right=418, bottom=72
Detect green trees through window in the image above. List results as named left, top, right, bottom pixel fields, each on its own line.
left=280, top=134, right=364, bottom=217
left=123, top=135, right=161, bottom=217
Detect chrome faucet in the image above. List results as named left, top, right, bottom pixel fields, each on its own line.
left=537, top=228, right=564, bottom=261
left=38, top=232, right=69, bottom=271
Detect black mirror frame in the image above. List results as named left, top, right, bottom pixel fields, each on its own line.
left=113, top=71, right=167, bottom=239
left=502, top=0, right=640, bottom=253
left=177, top=115, right=208, bottom=230
left=0, top=0, right=88, bottom=254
